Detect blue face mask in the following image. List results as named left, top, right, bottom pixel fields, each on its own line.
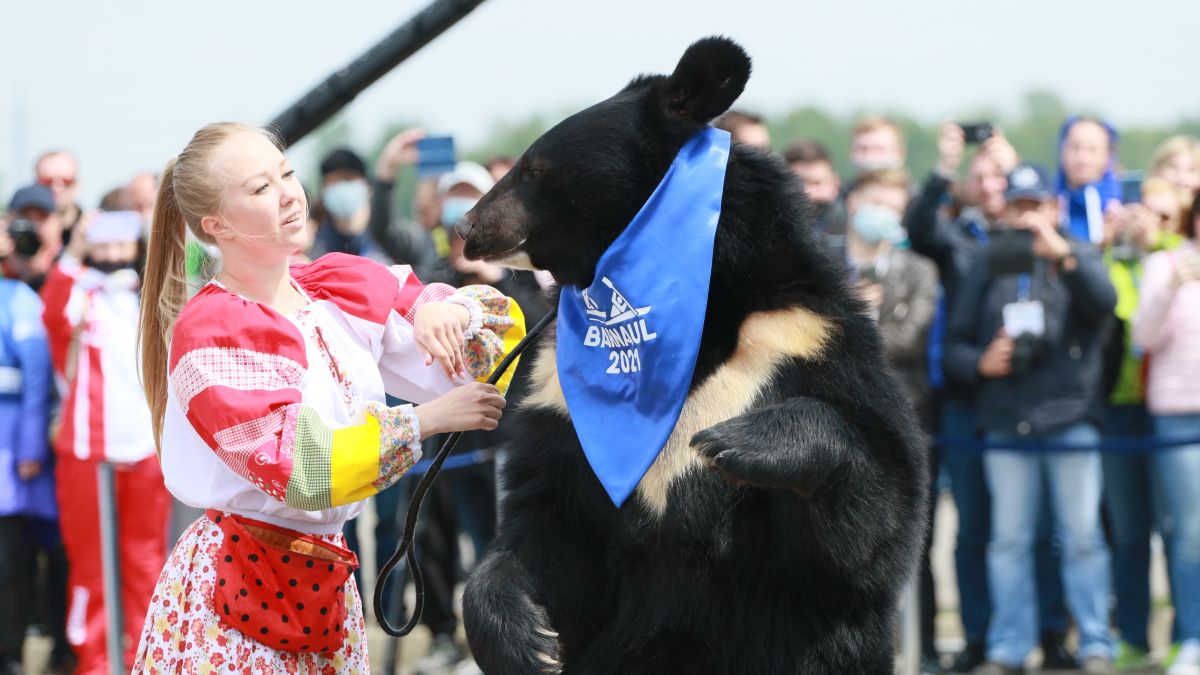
left=322, top=180, right=369, bottom=220
left=851, top=204, right=905, bottom=244
left=440, top=196, right=478, bottom=229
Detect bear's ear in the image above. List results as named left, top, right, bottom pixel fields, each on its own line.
left=661, top=36, right=752, bottom=124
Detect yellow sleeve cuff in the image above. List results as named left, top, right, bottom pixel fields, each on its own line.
left=329, top=415, right=382, bottom=506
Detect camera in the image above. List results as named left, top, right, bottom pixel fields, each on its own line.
left=7, top=219, right=42, bottom=257
left=1010, top=332, right=1045, bottom=376
left=985, top=229, right=1035, bottom=277
left=1109, top=231, right=1139, bottom=263
left=960, top=122, right=994, bottom=145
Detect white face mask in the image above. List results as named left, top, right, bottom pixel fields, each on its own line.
left=852, top=156, right=903, bottom=174
left=440, top=196, right=479, bottom=229
left=851, top=204, right=905, bottom=245
left=322, top=180, right=369, bottom=220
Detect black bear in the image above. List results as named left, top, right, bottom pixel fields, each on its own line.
left=459, top=36, right=927, bottom=674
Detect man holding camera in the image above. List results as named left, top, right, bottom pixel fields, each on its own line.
left=946, top=163, right=1117, bottom=675
left=1, top=184, right=63, bottom=292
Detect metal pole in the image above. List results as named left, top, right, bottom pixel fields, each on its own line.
left=97, top=461, right=125, bottom=674
left=899, top=579, right=921, bottom=675
left=269, top=0, right=488, bottom=148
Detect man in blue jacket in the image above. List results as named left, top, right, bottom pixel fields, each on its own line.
left=946, top=163, right=1117, bottom=675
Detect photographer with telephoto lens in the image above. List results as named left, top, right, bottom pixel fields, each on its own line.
left=945, top=163, right=1119, bottom=675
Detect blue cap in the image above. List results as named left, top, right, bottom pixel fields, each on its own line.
left=8, top=184, right=56, bottom=214
left=1005, top=163, right=1055, bottom=203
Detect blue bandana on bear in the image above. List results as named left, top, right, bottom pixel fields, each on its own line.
left=556, top=127, right=730, bottom=507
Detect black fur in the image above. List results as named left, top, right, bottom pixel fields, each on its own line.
left=460, top=36, right=928, bottom=674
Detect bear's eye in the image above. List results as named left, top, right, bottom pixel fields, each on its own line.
left=527, top=167, right=544, bottom=181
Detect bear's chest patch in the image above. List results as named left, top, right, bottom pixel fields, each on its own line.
left=522, top=307, right=835, bottom=517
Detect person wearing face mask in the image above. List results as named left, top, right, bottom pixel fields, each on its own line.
left=946, top=163, right=1118, bottom=675
left=310, top=148, right=390, bottom=263
left=401, top=162, right=553, bottom=675
left=366, top=128, right=493, bottom=289
left=39, top=210, right=172, bottom=674
left=848, top=115, right=908, bottom=179
left=847, top=169, right=936, bottom=418
left=845, top=169, right=941, bottom=673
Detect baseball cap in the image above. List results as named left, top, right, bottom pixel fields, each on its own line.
left=436, top=162, right=494, bottom=196
left=8, top=184, right=56, bottom=214
left=319, top=148, right=367, bottom=179
left=1004, top=163, right=1055, bottom=203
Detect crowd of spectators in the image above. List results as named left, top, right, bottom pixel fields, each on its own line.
left=1, top=110, right=1198, bottom=674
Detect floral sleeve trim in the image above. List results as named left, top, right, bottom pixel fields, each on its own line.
left=365, top=402, right=422, bottom=492
left=442, top=293, right=485, bottom=340
left=455, top=285, right=526, bottom=393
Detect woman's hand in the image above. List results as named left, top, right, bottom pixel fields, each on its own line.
left=415, top=382, right=506, bottom=438
left=414, top=302, right=471, bottom=379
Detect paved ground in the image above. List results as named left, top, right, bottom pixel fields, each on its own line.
left=21, top=491, right=1178, bottom=674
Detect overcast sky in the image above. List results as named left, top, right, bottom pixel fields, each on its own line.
left=2, top=0, right=1194, bottom=206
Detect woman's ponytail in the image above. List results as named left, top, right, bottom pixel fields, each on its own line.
left=138, top=158, right=188, bottom=453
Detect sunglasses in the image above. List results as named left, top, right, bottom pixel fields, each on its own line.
left=37, top=175, right=76, bottom=188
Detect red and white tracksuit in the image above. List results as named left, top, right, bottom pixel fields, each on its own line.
left=41, top=258, right=170, bottom=675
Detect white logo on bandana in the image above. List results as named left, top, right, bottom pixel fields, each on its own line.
left=580, top=277, right=658, bottom=375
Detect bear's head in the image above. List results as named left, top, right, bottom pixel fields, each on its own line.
left=461, top=36, right=752, bottom=288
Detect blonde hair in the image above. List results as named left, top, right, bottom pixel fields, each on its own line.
left=138, top=122, right=282, bottom=452
left=852, top=114, right=906, bottom=153
left=1147, top=135, right=1200, bottom=179
left=847, top=167, right=911, bottom=195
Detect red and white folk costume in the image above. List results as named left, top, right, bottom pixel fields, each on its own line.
left=133, top=254, right=524, bottom=674
left=40, top=257, right=173, bottom=675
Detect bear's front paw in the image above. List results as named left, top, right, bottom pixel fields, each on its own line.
left=501, top=611, right=562, bottom=674
left=470, top=596, right=563, bottom=674
left=530, top=623, right=564, bottom=674
left=691, top=419, right=808, bottom=494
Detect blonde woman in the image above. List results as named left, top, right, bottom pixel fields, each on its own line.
left=133, top=123, right=523, bottom=673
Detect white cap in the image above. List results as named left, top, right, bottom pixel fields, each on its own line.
left=86, top=211, right=143, bottom=244
left=436, top=161, right=494, bottom=196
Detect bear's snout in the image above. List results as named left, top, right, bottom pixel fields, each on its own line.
left=461, top=194, right=532, bottom=265
left=454, top=214, right=475, bottom=241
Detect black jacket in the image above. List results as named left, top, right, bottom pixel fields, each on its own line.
left=944, top=242, right=1116, bottom=437
left=367, top=179, right=457, bottom=285
left=905, top=172, right=995, bottom=401
left=905, top=173, right=992, bottom=310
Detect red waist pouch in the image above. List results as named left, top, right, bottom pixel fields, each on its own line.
left=207, top=510, right=359, bottom=653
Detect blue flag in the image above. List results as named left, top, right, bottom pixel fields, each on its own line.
left=556, top=127, right=730, bottom=506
